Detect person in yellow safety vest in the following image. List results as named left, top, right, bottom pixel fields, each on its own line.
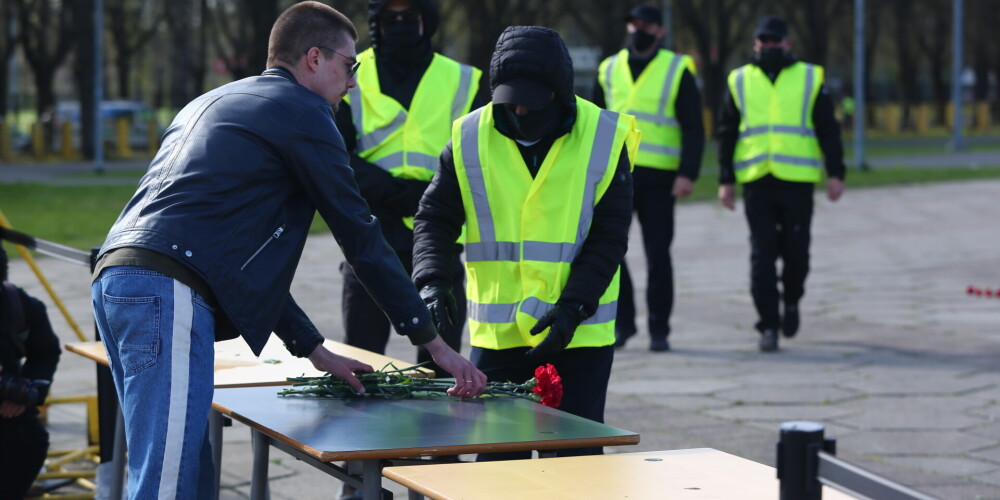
left=413, top=26, right=638, bottom=459
left=334, top=0, right=486, bottom=377
left=593, top=4, right=704, bottom=353
left=716, top=15, right=846, bottom=353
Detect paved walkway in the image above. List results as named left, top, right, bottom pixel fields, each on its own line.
left=5, top=171, right=1000, bottom=498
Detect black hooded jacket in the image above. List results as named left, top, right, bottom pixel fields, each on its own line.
left=334, top=0, right=486, bottom=253
left=412, top=26, right=634, bottom=317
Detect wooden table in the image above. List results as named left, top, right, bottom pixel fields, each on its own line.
left=65, top=337, right=433, bottom=385
left=66, top=337, right=428, bottom=499
left=382, top=448, right=857, bottom=499
left=212, top=385, right=641, bottom=500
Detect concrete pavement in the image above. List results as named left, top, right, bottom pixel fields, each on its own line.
left=4, top=173, right=1000, bottom=498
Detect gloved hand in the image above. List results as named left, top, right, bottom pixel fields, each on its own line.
left=419, top=282, right=460, bottom=335
left=526, top=301, right=588, bottom=362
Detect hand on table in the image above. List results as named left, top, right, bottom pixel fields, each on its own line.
left=307, top=345, right=374, bottom=394
left=422, top=336, right=486, bottom=398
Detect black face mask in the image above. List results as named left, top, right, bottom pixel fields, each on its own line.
left=629, top=30, right=657, bottom=53
left=381, top=19, right=424, bottom=53
left=756, top=47, right=786, bottom=73
left=503, top=101, right=561, bottom=142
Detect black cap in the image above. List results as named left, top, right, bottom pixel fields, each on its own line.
left=624, top=5, right=662, bottom=25
left=492, top=78, right=554, bottom=110
left=754, top=15, right=788, bottom=39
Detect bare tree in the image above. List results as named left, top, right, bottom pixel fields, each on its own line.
left=778, top=0, right=850, bottom=66
left=0, top=1, right=20, bottom=119
left=107, top=0, right=162, bottom=99
left=564, top=0, right=632, bottom=60
left=164, top=0, right=210, bottom=108
left=891, top=0, right=919, bottom=129
left=208, top=0, right=278, bottom=81
left=914, top=0, right=950, bottom=123
left=673, top=0, right=757, bottom=115
left=19, top=0, right=75, bottom=148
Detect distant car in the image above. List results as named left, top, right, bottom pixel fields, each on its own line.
left=53, top=100, right=158, bottom=151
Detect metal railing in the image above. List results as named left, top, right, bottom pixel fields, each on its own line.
left=777, top=421, right=939, bottom=500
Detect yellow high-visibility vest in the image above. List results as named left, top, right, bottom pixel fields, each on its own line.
left=345, top=49, right=481, bottom=228
left=598, top=48, right=695, bottom=169
left=727, top=61, right=824, bottom=184
left=453, top=97, right=639, bottom=349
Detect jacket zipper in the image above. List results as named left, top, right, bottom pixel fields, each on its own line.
left=241, top=225, right=285, bottom=271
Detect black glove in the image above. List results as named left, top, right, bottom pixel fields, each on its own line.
left=0, top=374, right=46, bottom=407
left=526, top=301, right=588, bottom=362
left=419, top=282, right=460, bottom=335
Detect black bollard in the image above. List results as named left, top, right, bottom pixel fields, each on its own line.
left=778, top=421, right=826, bottom=500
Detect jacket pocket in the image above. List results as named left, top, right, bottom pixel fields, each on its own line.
left=241, top=224, right=286, bottom=271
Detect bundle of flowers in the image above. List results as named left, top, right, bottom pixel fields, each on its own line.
left=279, top=362, right=563, bottom=408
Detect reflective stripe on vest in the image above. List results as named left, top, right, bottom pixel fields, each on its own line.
left=598, top=48, right=691, bottom=169
left=454, top=98, right=639, bottom=349
left=348, top=49, right=480, bottom=180
left=729, top=62, right=824, bottom=183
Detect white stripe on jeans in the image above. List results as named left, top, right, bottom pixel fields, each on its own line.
left=158, top=280, right=193, bottom=499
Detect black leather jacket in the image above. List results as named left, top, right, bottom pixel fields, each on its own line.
left=98, top=68, right=434, bottom=356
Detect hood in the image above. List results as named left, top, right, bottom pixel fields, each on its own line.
left=489, top=26, right=575, bottom=108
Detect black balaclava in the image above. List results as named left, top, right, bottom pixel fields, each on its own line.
left=755, top=47, right=786, bottom=74
left=628, top=30, right=657, bottom=54
left=0, top=246, right=8, bottom=283
left=501, top=99, right=562, bottom=143
left=369, top=0, right=438, bottom=64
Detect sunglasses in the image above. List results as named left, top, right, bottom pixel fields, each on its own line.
left=309, top=45, right=361, bottom=77
left=757, top=35, right=783, bottom=44
left=379, top=8, right=420, bottom=25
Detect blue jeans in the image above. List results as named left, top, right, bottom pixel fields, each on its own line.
left=92, top=266, right=216, bottom=499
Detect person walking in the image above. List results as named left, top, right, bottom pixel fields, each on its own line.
left=413, top=26, right=638, bottom=458
left=0, top=246, right=61, bottom=500
left=91, top=3, right=484, bottom=498
left=335, top=0, right=484, bottom=375
left=716, top=15, right=846, bottom=352
left=594, top=4, right=704, bottom=352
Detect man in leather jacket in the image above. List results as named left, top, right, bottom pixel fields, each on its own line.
left=91, top=3, right=484, bottom=498
left=1, top=246, right=61, bottom=499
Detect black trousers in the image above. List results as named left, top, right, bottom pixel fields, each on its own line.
left=341, top=252, right=466, bottom=376
left=617, top=168, right=676, bottom=339
left=471, top=344, right=615, bottom=460
left=742, top=181, right=814, bottom=332
left=0, top=412, right=49, bottom=500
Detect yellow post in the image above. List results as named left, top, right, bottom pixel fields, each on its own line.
left=0, top=121, right=12, bottom=161
left=702, top=108, right=713, bottom=139
left=944, top=102, right=954, bottom=128
left=147, top=118, right=160, bottom=155
left=885, top=104, right=901, bottom=135
left=31, top=122, right=45, bottom=160
left=61, top=121, right=75, bottom=160
left=915, top=104, right=930, bottom=134
left=975, top=101, right=990, bottom=132
left=115, top=117, right=132, bottom=157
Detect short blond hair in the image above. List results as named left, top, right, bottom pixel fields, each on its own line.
left=266, top=2, right=358, bottom=68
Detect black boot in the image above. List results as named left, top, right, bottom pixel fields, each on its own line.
left=782, top=304, right=799, bottom=338
left=758, top=329, right=779, bottom=352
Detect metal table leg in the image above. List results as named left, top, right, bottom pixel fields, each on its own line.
left=361, top=459, right=382, bottom=500
left=250, top=429, right=270, bottom=500
left=209, top=410, right=224, bottom=500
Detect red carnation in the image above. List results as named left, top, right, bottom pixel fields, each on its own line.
left=532, top=364, right=563, bottom=408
